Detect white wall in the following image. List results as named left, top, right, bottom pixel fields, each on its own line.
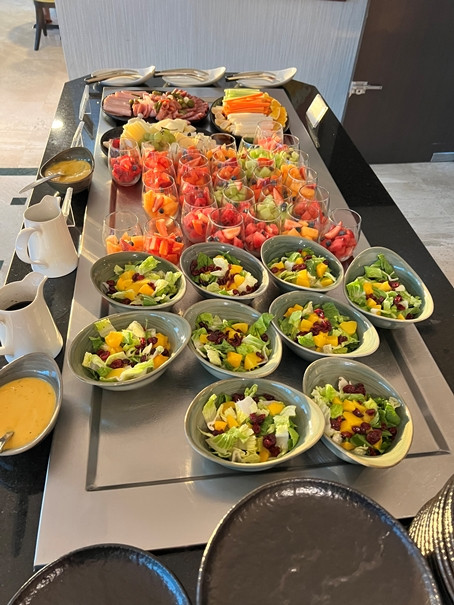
left=56, top=0, right=368, bottom=119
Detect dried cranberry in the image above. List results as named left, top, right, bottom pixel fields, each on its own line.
left=389, top=281, right=400, bottom=289
left=261, top=334, right=269, bottom=342
left=269, top=445, right=281, bottom=457
left=352, top=408, right=363, bottom=418
left=366, top=429, right=382, bottom=445
left=338, top=335, right=347, bottom=344
left=368, top=447, right=378, bottom=456
left=97, top=350, right=110, bottom=361
left=330, top=417, right=343, bottom=431
left=352, top=426, right=361, bottom=434
left=148, top=336, right=158, bottom=345
left=109, top=359, right=123, bottom=369
left=314, top=308, right=325, bottom=317
left=263, top=434, right=276, bottom=449
left=366, top=409, right=375, bottom=416
left=341, top=431, right=353, bottom=439
left=271, top=267, right=279, bottom=274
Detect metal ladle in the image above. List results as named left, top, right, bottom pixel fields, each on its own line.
left=0, top=431, right=14, bottom=453
left=19, top=173, right=64, bottom=194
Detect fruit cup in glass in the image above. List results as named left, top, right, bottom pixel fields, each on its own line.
left=206, top=206, right=245, bottom=249
left=319, top=208, right=362, bottom=262
left=142, top=146, right=176, bottom=187
left=206, top=133, right=237, bottom=172
left=176, top=152, right=209, bottom=186
left=245, top=146, right=275, bottom=181
left=143, top=216, right=184, bottom=265
left=283, top=164, right=317, bottom=197
left=181, top=198, right=217, bottom=244
left=249, top=163, right=282, bottom=201
left=142, top=175, right=179, bottom=220
left=179, top=172, right=214, bottom=207
left=253, top=119, right=284, bottom=150
left=108, top=138, right=142, bottom=187
left=213, top=165, right=246, bottom=205
left=244, top=202, right=280, bottom=257
left=221, top=183, right=255, bottom=216
left=102, top=211, right=144, bottom=254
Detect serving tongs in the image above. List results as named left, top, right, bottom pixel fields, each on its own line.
left=155, top=68, right=209, bottom=80
left=226, top=71, right=278, bottom=82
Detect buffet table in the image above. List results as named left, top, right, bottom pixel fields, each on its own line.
left=1, top=75, right=453, bottom=604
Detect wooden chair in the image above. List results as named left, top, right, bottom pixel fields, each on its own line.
left=33, top=0, right=59, bottom=51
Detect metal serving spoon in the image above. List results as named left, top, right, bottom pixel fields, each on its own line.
left=18, top=172, right=64, bottom=194
left=0, top=431, right=14, bottom=453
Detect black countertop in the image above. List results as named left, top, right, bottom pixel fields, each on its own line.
left=1, top=76, right=453, bottom=605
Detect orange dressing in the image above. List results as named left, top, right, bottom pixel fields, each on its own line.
left=0, top=377, right=56, bottom=451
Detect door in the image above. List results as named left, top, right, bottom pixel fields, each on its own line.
left=342, top=0, right=454, bottom=164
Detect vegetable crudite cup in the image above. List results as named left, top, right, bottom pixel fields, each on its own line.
left=68, top=311, right=191, bottom=391
left=269, top=290, right=379, bottom=363
left=180, top=241, right=269, bottom=304
left=302, top=357, right=414, bottom=468
left=90, top=251, right=186, bottom=312
left=183, top=298, right=282, bottom=380
left=184, top=377, right=324, bottom=472
left=260, top=235, right=344, bottom=294
left=344, top=246, right=434, bottom=330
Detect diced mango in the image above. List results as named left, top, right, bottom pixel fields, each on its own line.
left=105, top=331, right=123, bottom=348
left=214, top=420, right=228, bottom=432
left=229, top=264, right=243, bottom=275
left=267, top=402, right=285, bottom=416
left=296, top=269, right=310, bottom=287
left=367, top=298, right=379, bottom=308
left=332, top=396, right=343, bottom=406
left=244, top=352, right=261, bottom=370
left=340, top=410, right=363, bottom=433
left=300, top=226, right=319, bottom=240
left=138, top=283, right=155, bottom=297
left=294, top=257, right=304, bottom=264
left=363, top=282, right=373, bottom=295
left=116, top=270, right=135, bottom=291
left=341, top=441, right=356, bottom=451
left=313, top=333, right=327, bottom=348
left=343, top=399, right=366, bottom=415
left=397, top=313, right=405, bottom=320
left=259, top=447, right=270, bottom=462
left=226, top=328, right=239, bottom=340
left=233, top=274, right=245, bottom=286
left=105, top=367, right=125, bottom=380
left=375, top=281, right=392, bottom=291
left=153, top=353, right=168, bottom=369
left=220, top=401, right=236, bottom=413
left=155, top=332, right=169, bottom=348
left=299, top=318, right=313, bottom=332
left=320, top=277, right=334, bottom=287
left=272, top=261, right=285, bottom=271
left=308, top=313, right=320, bottom=323
left=325, top=335, right=338, bottom=347
left=316, top=262, right=328, bottom=278
left=339, top=320, right=357, bottom=335
left=232, top=322, right=249, bottom=333
left=226, top=415, right=239, bottom=428
left=284, top=304, right=303, bottom=317
left=199, top=333, right=208, bottom=344
left=226, top=351, right=243, bottom=368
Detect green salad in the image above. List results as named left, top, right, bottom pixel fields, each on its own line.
left=267, top=248, right=338, bottom=289
left=82, top=318, right=171, bottom=382
left=346, top=253, right=422, bottom=319
left=189, top=251, right=259, bottom=296
left=102, top=255, right=182, bottom=306
left=191, top=312, right=273, bottom=372
left=278, top=301, right=360, bottom=354
left=200, top=383, right=299, bottom=463
left=311, top=378, right=401, bottom=456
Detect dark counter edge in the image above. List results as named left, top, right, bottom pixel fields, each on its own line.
left=0, top=76, right=452, bottom=605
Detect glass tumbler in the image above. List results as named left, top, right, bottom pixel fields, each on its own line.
left=181, top=198, right=217, bottom=244
left=143, top=216, right=184, bottom=265
left=142, top=175, right=179, bottom=220
left=206, top=206, right=245, bottom=248
left=108, top=138, right=142, bottom=187
left=102, top=211, right=144, bottom=254
left=319, top=208, right=362, bottom=262
left=244, top=202, right=281, bottom=257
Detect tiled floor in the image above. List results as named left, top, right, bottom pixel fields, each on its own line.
left=1, top=0, right=453, bottom=288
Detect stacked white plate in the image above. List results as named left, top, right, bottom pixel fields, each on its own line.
left=409, top=474, right=454, bottom=603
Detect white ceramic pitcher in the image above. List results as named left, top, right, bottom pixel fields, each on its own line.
left=0, top=272, right=63, bottom=362
left=15, top=195, right=78, bottom=278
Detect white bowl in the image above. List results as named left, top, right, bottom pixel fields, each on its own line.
left=0, top=353, right=62, bottom=456
left=68, top=310, right=191, bottom=391
left=184, top=377, right=325, bottom=472
left=344, top=246, right=434, bottom=329
left=180, top=242, right=269, bottom=304
left=161, top=66, right=226, bottom=87
left=269, top=290, right=379, bottom=362
left=90, top=251, right=186, bottom=312
left=183, top=298, right=282, bottom=380
left=302, top=357, right=414, bottom=468
left=260, top=235, right=344, bottom=293
left=236, top=67, right=297, bottom=88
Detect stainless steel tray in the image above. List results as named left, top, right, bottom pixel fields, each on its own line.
left=35, top=88, right=454, bottom=567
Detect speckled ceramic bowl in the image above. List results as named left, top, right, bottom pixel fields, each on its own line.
left=260, top=235, right=344, bottom=293
left=68, top=310, right=191, bottom=391
left=90, top=251, right=186, bottom=312
left=183, top=298, right=282, bottom=380
left=269, top=290, right=379, bottom=362
left=184, top=377, right=325, bottom=472
left=344, top=246, right=434, bottom=329
left=0, top=353, right=62, bottom=456
left=180, top=242, right=268, bottom=304
left=302, top=357, right=413, bottom=468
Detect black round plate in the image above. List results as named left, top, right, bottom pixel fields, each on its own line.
left=8, top=543, right=190, bottom=605
left=197, top=478, right=441, bottom=605
left=209, top=96, right=289, bottom=140
left=100, top=126, right=124, bottom=156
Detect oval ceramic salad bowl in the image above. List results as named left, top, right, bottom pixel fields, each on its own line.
left=260, top=235, right=344, bottom=294
left=344, top=246, right=434, bottom=329
left=180, top=242, right=269, bottom=304
left=269, top=290, right=379, bottom=362
left=183, top=298, right=282, bottom=380
left=184, top=377, right=324, bottom=472
left=302, top=357, right=414, bottom=468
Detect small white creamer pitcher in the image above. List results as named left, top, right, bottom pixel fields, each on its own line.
left=15, top=195, right=78, bottom=278
left=0, top=272, right=63, bottom=362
